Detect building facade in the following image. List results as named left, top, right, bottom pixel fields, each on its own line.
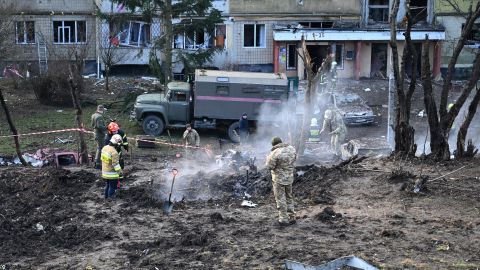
left=2, top=0, right=447, bottom=80
left=3, top=0, right=97, bottom=74
left=434, top=0, right=479, bottom=78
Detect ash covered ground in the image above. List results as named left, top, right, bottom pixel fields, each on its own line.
left=1, top=155, right=479, bottom=269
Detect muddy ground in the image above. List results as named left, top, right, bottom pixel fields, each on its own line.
left=1, top=156, right=479, bottom=269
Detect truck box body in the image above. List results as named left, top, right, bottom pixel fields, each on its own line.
left=193, top=70, right=288, bottom=121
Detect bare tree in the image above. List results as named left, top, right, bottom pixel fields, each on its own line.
left=0, top=3, right=16, bottom=63
left=40, top=30, right=94, bottom=165
left=389, top=0, right=419, bottom=156
left=421, top=1, right=480, bottom=160
left=98, top=13, right=127, bottom=92
left=295, top=36, right=332, bottom=154
left=0, top=88, right=28, bottom=166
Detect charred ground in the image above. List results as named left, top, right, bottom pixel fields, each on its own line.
left=1, top=157, right=479, bottom=269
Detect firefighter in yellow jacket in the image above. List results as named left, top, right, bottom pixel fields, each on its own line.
left=101, top=134, right=123, bottom=199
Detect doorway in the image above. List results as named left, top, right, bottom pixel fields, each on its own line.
left=405, top=43, right=422, bottom=78
left=306, top=45, right=330, bottom=74
left=370, top=43, right=387, bottom=79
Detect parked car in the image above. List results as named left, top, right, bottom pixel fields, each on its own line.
left=333, top=92, right=375, bottom=125
left=341, top=137, right=391, bottom=160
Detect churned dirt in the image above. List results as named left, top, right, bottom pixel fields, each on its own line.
left=1, top=156, right=479, bottom=269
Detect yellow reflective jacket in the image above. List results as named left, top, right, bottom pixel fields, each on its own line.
left=101, top=145, right=122, bottom=180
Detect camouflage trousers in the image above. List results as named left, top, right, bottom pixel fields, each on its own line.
left=331, top=132, right=345, bottom=156
left=272, top=181, right=295, bottom=223
left=94, top=137, right=105, bottom=165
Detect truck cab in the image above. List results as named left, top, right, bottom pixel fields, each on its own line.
left=133, top=81, right=192, bottom=136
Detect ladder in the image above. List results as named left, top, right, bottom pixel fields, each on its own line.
left=37, top=36, right=48, bottom=75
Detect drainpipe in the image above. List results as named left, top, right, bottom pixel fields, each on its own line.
left=433, top=41, right=442, bottom=80
left=354, top=41, right=362, bottom=80
left=273, top=41, right=280, bottom=73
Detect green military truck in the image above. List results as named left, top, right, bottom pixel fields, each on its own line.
left=131, top=69, right=289, bottom=142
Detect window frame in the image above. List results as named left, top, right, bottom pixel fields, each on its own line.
left=214, top=24, right=227, bottom=49
left=368, top=0, right=389, bottom=23
left=53, top=20, right=87, bottom=44
left=15, top=21, right=36, bottom=44
left=174, top=29, right=211, bottom=50
left=243, top=23, right=266, bottom=48
left=112, top=20, right=151, bottom=48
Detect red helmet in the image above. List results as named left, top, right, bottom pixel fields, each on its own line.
left=107, top=122, right=119, bottom=133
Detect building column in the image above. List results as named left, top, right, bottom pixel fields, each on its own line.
left=273, top=41, right=280, bottom=73
left=355, top=41, right=362, bottom=80
left=433, top=41, right=442, bottom=80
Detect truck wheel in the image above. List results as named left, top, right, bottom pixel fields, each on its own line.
left=228, top=122, right=240, bottom=143
left=142, top=115, right=165, bottom=136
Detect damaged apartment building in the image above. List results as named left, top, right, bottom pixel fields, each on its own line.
left=434, top=0, right=480, bottom=79
left=224, top=0, right=444, bottom=81
left=2, top=0, right=446, bottom=81
left=2, top=0, right=97, bottom=75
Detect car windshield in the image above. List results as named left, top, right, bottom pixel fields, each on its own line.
left=335, top=93, right=363, bottom=105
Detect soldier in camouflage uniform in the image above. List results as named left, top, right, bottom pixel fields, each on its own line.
left=91, top=105, right=108, bottom=169
left=320, top=108, right=346, bottom=157
left=183, top=123, right=200, bottom=158
left=266, top=136, right=297, bottom=226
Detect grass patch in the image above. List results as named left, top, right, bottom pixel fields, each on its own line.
left=0, top=105, right=143, bottom=155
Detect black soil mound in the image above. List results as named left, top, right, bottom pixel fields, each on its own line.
left=0, top=167, right=107, bottom=263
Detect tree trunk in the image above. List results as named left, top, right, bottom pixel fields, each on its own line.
left=163, top=0, right=173, bottom=84
left=105, top=66, right=110, bottom=92
left=389, top=0, right=416, bottom=156
left=456, top=88, right=480, bottom=158
left=0, top=88, right=28, bottom=166
left=68, top=66, right=89, bottom=165
left=422, top=39, right=449, bottom=160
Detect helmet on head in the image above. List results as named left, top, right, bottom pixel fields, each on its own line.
left=107, top=122, right=119, bottom=133
left=271, top=136, right=282, bottom=146
left=324, top=109, right=333, bottom=120
left=110, top=134, right=123, bottom=145
left=310, top=118, right=318, bottom=126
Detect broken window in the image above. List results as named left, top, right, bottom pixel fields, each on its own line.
left=214, top=24, right=226, bottom=48
left=368, top=0, right=389, bottom=23
left=175, top=29, right=210, bottom=50
left=16, top=21, right=35, bottom=44
left=287, top=44, right=297, bottom=70
left=243, top=24, right=265, bottom=48
left=298, top=21, right=334, bottom=28
left=110, top=21, right=151, bottom=47
left=410, top=0, right=428, bottom=22
left=53, top=21, right=87, bottom=44
left=464, top=23, right=480, bottom=45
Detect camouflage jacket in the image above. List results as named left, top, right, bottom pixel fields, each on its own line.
left=183, top=129, right=200, bottom=146
left=91, top=112, right=107, bottom=139
left=323, top=109, right=347, bottom=136
left=266, top=143, right=297, bottom=185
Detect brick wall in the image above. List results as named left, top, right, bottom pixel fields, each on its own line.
left=231, top=20, right=273, bottom=65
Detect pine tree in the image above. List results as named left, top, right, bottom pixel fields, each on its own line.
left=113, top=0, right=222, bottom=83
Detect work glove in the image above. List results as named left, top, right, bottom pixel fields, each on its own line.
left=118, top=171, right=124, bottom=179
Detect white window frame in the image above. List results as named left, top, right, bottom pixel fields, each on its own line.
left=286, top=44, right=297, bottom=70
left=15, top=21, right=35, bottom=44
left=115, top=21, right=151, bottom=48
left=53, top=21, right=87, bottom=44
left=174, top=30, right=211, bottom=50
left=243, top=23, right=266, bottom=48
